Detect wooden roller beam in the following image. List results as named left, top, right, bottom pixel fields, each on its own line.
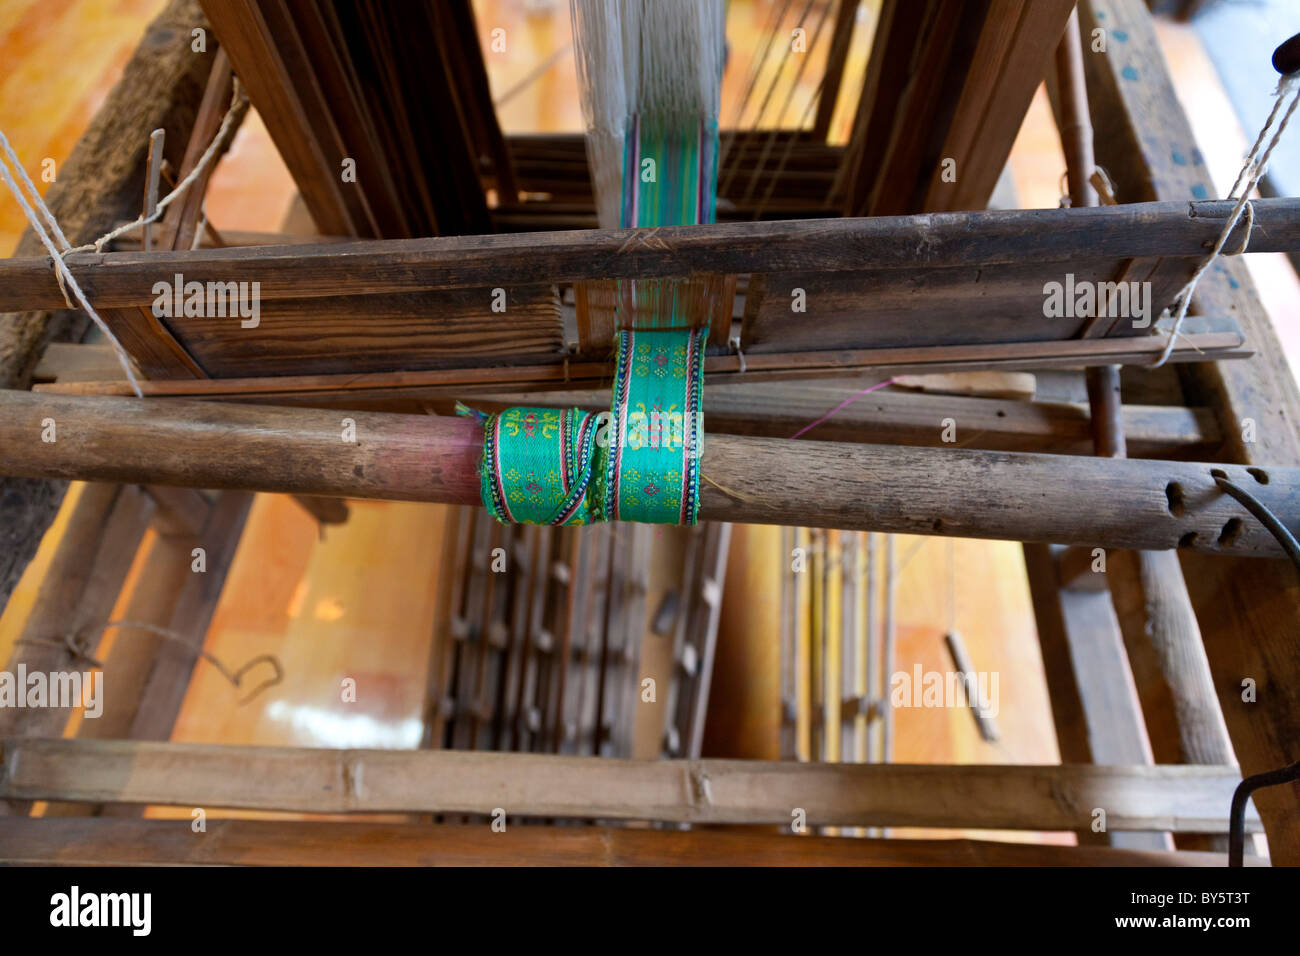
left=0, top=737, right=1258, bottom=833
left=3, top=198, right=1300, bottom=312
left=0, top=389, right=1297, bottom=556
left=0, top=817, right=1246, bottom=867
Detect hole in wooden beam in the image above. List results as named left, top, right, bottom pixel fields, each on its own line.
left=1165, top=481, right=1186, bottom=517
left=1247, top=467, right=1270, bottom=485
left=1218, top=518, right=1243, bottom=547
left=1178, top=531, right=1199, bottom=548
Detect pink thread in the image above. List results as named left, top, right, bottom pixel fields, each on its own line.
left=790, top=378, right=897, bottom=440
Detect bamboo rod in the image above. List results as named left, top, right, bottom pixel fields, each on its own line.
left=1, top=389, right=1296, bottom=556
left=0, top=737, right=1259, bottom=832
left=0, top=817, right=1245, bottom=867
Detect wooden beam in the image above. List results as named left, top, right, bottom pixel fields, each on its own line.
left=2, top=389, right=1297, bottom=555
left=1023, top=542, right=1171, bottom=850
left=462, top=383, right=1223, bottom=458
left=0, top=738, right=1258, bottom=832
left=0, top=0, right=219, bottom=614
left=3, top=198, right=1299, bottom=312
left=197, top=0, right=358, bottom=236
left=0, top=484, right=155, bottom=815
left=811, top=0, right=861, bottom=141
left=28, top=323, right=1249, bottom=399
left=921, top=0, right=1075, bottom=212
left=1081, top=0, right=1300, bottom=864
left=0, top=485, right=154, bottom=743
left=0, top=817, right=1244, bottom=867
left=1058, top=5, right=1237, bottom=856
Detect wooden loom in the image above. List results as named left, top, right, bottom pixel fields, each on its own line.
left=2, top=0, right=1299, bottom=866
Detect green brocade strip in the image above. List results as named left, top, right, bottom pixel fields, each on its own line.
left=462, top=110, right=718, bottom=526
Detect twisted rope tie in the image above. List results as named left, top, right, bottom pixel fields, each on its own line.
left=1150, top=72, right=1300, bottom=369
left=0, top=78, right=248, bottom=396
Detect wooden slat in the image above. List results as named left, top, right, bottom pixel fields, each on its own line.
left=921, top=0, right=1075, bottom=211
left=0, top=738, right=1258, bottom=832
left=198, top=0, right=357, bottom=236
left=0, top=817, right=1243, bottom=867
left=811, top=0, right=862, bottom=141
left=0, top=485, right=155, bottom=746
left=160, top=286, right=563, bottom=380
left=0, top=484, right=155, bottom=816
left=116, top=492, right=253, bottom=749
left=28, top=319, right=1250, bottom=400
left=741, top=257, right=1192, bottom=353
left=1023, top=542, right=1171, bottom=851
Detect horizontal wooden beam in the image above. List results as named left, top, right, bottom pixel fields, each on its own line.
left=462, top=384, right=1223, bottom=458
left=29, top=321, right=1247, bottom=398
left=0, top=738, right=1257, bottom=832
left=3, top=199, right=1298, bottom=311
left=0, top=389, right=1295, bottom=555
left=0, top=817, right=1245, bottom=866
left=33, top=349, right=1224, bottom=457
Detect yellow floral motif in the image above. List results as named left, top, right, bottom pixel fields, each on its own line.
left=501, top=407, right=561, bottom=439
left=633, top=341, right=687, bottom=379
left=626, top=402, right=683, bottom=450
left=619, top=465, right=682, bottom=510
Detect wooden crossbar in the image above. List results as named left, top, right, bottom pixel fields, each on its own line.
left=1, top=199, right=1297, bottom=312
left=0, top=389, right=1295, bottom=556
left=0, top=817, right=1250, bottom=867
left=0, top=738, right=1259, bottom=833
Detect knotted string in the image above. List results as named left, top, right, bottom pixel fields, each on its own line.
left=1151, top=72, right=1300, bottom=368
left=0, top=78, right=248, bottom=396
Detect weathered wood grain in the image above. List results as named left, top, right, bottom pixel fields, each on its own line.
left=1081, top=0, right=1300, bottom=864
left=0, top=817, right=1245, bottom=867
left=0, top=0, right=217, bottom=615
left=0, top=737, right=1257, bottom=832
left=0, top=389, right=1295, bottom=556
left=3, top=199, right=1298, bottom=312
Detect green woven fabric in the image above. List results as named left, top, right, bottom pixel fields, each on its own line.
left=621, top=115, right=719, bottom=229
left=476, top=406, right=603, bottom=526
left=464, top=111, right=718, bottom=527
left=605, top=327, right=705, bottom=524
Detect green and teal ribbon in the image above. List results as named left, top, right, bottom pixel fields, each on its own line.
left=462, top=108, right=718, bottom=526
left=459, top=324, right=706, bottom=527
left=605, top=327, right=705, bottom=524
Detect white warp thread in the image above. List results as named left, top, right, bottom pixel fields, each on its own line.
left=570, top=0, right=726, bottom=228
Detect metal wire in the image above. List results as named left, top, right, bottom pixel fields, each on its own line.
left=1209, top=471, right=1300, bottom=865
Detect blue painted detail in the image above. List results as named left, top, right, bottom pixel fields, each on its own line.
left=1172, top=151, right=1187, bottom=166
left=1191, top=183, right=1209, bottom=199
left=1113, top=29, right=1129, bottom=42
left=1191, top=149, right=1205, bottom=166
left=1121, top=65, right=1139, bottom=81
